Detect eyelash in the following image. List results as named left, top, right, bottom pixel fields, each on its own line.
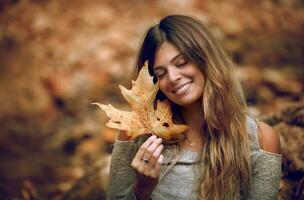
left=155, top=59, right=188, bottom=78
left=155, top=71, right=165, bottom=78
left=176, top=60, right=187, bottom=67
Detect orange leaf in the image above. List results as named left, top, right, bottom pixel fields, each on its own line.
left=92, top=62, right=188, bottom=139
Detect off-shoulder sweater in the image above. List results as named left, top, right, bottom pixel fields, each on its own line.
left=107, top=117, right=282, bottom=200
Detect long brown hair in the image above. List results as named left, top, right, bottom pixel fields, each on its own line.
left=136, top=15, right=251, bottom=200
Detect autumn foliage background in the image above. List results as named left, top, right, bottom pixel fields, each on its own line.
left=0, top=0, right=303, bottom=199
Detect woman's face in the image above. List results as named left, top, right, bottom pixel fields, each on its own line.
left=153, top=42, right=205, bottom=107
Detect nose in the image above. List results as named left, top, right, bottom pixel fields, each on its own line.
left=167, top=66, right=181, bottom=82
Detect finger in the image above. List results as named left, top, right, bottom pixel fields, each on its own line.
left=141, top=141, right=163, bottom=176
left=143, top=138, right=162, bottom=161
left=131, top=135, right=157, bottom=169
left=139, top=158, right=154, bottom=177
left=149, top=144, right=164, bottom=167
left=151, top=154, right=164, bottom=178
left=133, top=135, right=157, bottom=164
left=136, top=161, right=146, bottom=174
left=133, top=155, right=151, bottom=174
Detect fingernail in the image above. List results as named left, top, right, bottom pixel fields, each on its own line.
left=151, top=135, right=157, bottom=140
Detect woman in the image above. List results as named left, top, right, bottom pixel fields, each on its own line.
left=107, top=15, right=282, bottom=200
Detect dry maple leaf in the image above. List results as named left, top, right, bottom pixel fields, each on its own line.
left=92, top=62, right=188, bottom=140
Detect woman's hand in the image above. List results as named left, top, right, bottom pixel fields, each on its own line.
left=131, top=135, right=164, bottom=200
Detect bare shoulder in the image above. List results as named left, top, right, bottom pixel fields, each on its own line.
left=257, top=122, right=281, bottom=154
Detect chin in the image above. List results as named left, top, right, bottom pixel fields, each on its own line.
left=170, top=95, right=202, bottom=107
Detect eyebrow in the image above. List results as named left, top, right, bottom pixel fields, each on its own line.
left=153, top=53, right=183, bottom=71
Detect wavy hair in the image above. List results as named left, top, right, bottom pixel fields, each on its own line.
left=135, top=15, right=251, bottom=200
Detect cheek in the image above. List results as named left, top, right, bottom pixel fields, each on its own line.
left=193, top=73, right=205, bottom=93
left=197, top=76, right=205, bottom=87
left=194, top=69, right=205, bottom=84
left=158, top=81, right=167, bottom=93
left=198, top=80, right=205, bottom=91
left=158, top=80, right=171, bottom=95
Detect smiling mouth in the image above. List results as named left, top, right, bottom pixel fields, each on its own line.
left=172, top=82, right=192, bottom=94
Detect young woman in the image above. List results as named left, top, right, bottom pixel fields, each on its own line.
left=107, top=15, right=282, bottom=200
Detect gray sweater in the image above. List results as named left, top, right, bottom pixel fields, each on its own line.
left=107, top=117, right=282, bottom=199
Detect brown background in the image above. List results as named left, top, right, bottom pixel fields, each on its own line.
left=0, top=0, right=303, bottom=199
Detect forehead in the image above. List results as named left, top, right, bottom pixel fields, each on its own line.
left=153, top=42, right=181, bottom=69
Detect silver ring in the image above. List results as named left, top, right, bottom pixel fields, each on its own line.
left=142, top=158, right=149, bottom=163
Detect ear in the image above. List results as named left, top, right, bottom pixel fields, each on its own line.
left=257, top=122, right=281, bottom=154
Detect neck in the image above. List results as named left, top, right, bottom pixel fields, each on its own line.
left=181, top=100, right=204, bottom=131
left=180, top=100, right=205, bottom=151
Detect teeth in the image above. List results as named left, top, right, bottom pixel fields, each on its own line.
left=175, top=82, right=191, bottom=94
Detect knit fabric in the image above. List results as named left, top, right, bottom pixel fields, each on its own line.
left=107, top=116, right=282, bottom=200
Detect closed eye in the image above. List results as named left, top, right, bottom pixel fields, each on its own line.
left=154, top=69, right=166, bottom=78
left=175, top=57, right=188, bottom=67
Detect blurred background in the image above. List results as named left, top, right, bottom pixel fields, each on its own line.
left=0, top=0, right=303, bottom=199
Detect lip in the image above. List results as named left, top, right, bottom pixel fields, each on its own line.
left=172, top=81, right=192, bottom=93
